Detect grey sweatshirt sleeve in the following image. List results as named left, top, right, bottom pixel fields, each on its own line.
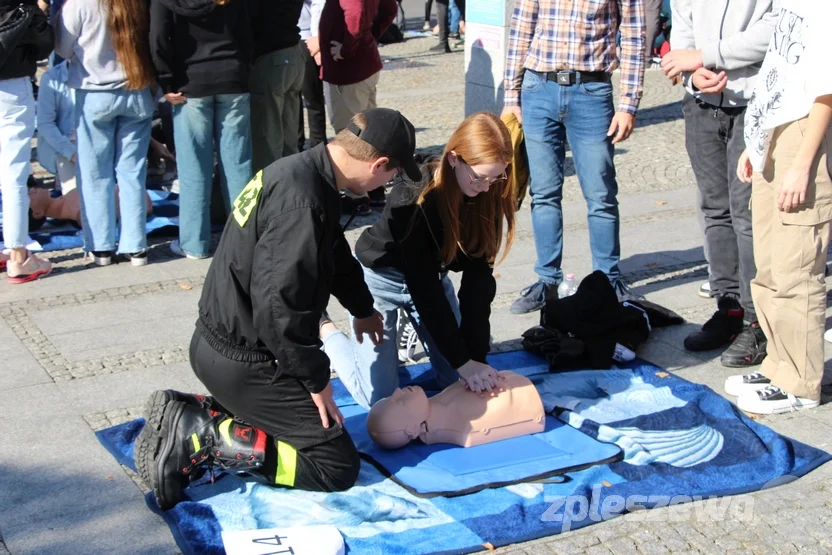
left=669, top=0, right=695, bottom=50
left=701, top=0, right=781, bottom=71
left=54, top=0, right=81, bottom=60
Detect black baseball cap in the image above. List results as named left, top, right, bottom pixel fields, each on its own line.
left=346, top=108, right=421, bottom=181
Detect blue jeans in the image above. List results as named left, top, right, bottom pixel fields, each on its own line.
left=521, top=71, right=620, bottom=285
left=450, top=0, right=460, bottom=33
left=323, top=264, right=462, bottom=409
left=173, top=94, right=252, bottom=257
left=0, top=77, right=35, bottom=249
left=76, top=88, right=153, bottom=253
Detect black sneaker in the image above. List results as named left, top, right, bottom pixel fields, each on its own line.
left=396, top=309, right=421, bottom=363
left=613, top=279, right=645, bottom=302
left=510, top=281, right=558, bottom=314
left=721, top=322, right=767, bottom=368
left=430, top=42, right=452, bottom=54
left=724, top=371, right=771, bottom=397
left=683, top=296, right=744, bottom=352
left=90, top=250, right=114, bottom=267
left=122, top=250, right=148, bottom=267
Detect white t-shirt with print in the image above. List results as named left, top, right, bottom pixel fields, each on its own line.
left=744, top=1, right=832, bottom=171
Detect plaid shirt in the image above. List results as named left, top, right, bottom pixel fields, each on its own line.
left=504, top=0, right=646, bottom=115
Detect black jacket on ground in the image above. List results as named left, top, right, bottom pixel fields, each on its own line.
left=248, top=0, right=303, bottom=62
left=197, top=144, right=375, bottom=394
left=149, top=0, right=252, bottom=97
left=0, top=0, right=52, bottom=81
left=355, top=181, right=496, bottom=370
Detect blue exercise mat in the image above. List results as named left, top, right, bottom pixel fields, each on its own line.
left=348, top=411, right=621, bottom=498
left=96, top=352, right=832, bottom=555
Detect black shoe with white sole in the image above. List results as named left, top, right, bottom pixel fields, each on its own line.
left=737, top=385, right=819, bottom=415
left=724, top=371, right=771, bottom=397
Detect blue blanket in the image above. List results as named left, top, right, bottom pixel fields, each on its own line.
left=96, top=352, right=831, bottom=555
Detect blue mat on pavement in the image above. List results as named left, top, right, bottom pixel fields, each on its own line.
left=96, top=351, right=831, bottom=555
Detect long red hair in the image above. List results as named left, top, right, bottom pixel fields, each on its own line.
left=418, top=112, right=516, bottom=266
left=105, top=0, right=155, bottom=90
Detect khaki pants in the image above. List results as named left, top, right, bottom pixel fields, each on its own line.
left=250, top=44, right=305, bottom=173
left=751, top=119, right=832, bottom=401
left=324, top=72, right=380, bottom=134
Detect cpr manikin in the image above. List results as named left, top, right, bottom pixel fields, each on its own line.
left=366, top=371, right=545, bottom=448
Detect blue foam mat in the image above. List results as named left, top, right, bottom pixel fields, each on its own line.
left=96, top=352, right=832, bottom=555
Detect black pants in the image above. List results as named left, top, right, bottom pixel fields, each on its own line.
left=683, top=95, right=756, bottom=321
left=424, top=0, right=433, bottom=22
left=298, top=44, right=327, bottom=150
left=436, top=0, right=449, bottom=43
left=189, top=330, right=360, bottom=492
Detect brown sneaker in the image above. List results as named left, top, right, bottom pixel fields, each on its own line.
left=7, top=254, right=52, bottom=284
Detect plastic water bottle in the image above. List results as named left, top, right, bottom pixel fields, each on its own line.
left=557, top=273, right=578, bottom=298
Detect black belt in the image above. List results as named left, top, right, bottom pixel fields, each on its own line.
left=528, top=69, right=611, bottom=86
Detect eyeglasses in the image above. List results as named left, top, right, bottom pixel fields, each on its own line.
left=460, top=160, right=507, bottom=188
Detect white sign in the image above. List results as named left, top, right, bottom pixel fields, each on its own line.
left=221, top=525, right=345, bottom=555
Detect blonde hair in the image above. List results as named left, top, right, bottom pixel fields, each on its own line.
left=418, top=112, right=516, bottom=265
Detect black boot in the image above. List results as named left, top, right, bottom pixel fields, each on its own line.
left=136, top=400, right=267, bottom=510
left=140, top=389, right=227, bottom=440
left=720, top=322, right=767, bottom=367
left=684, top=296, right=744, bottom=352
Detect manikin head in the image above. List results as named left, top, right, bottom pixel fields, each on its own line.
left=366, top=386, right=431, bottom=449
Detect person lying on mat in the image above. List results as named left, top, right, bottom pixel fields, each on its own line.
left=28, top=184, right=154, bottom=231
left=320, top=111, right=517, bottom=409
left=134, top=108, right=421, bottom=510
left=367, top=371, right=545, bottom=449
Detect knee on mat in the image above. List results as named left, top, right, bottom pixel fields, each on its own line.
left=322, top=437, right=361, bottom=492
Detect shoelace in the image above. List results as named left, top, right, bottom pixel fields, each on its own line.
left=743, top=371, right=765, bottom=381
left=399, top=324, right=419, bottom=363
left=519, top=282, right=545, bottom=298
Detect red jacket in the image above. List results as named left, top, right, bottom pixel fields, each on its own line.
left=318, top=0, right=398, bottom=86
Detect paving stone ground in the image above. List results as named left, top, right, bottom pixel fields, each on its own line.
left=1, top=28, right=831, bottom=555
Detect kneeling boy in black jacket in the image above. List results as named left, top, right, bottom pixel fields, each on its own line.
left=136, top=108, right=422, bottom=509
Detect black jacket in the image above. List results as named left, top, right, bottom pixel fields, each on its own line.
left=197, top=144, right=375, bottom=394
left=355, top=182, right=496, bottom=369
left=0, top=0, right=52, bottom=81
left=149, top=0, right=252, bottom=97
left=249, top=0, right=303, bottom=62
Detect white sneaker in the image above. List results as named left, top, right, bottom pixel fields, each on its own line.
left=824, top=328, right=832, bottom=343
left=169, top=240, right=206, bottom=260
left=724, top=371, right=771, bottom=397
left=737, top=385, right=819, bottom=415
left=698, top=281, right=711, bottom=298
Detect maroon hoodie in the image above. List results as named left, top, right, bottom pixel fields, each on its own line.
left=318, top=0, right=397, bottom=86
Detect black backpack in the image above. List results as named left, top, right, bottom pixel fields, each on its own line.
left=378, top=22, right=404, bottom=44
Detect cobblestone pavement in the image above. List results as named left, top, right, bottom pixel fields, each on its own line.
left=1, top=33, right=831, bottom=555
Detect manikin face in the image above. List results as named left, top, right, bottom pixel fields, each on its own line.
left=366, top=386, right=430, bottom=449
left=448, top=152, right=508, bottom=198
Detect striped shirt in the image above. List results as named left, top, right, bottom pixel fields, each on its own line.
left=503, top=0, right=646, bottom=115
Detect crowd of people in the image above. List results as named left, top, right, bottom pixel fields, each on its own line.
left=0, top=0, right=830, bottom=509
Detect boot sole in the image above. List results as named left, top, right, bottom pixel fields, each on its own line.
left=136, top=397, right=185, bottom=510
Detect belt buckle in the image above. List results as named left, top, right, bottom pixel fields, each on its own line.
left=556, top=70, right=573, bottom=86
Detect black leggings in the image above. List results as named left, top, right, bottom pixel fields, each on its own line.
left=189, top=330, right=360, bottom=492
left=424, top=0, right=432, bottom=22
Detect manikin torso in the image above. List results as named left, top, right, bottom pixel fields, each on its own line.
left=367, top=370, right=546, bottom=449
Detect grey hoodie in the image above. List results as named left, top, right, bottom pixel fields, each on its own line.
left=671, top=0, right=781, bottom=107
left=54, top=0, right=127, bottom=90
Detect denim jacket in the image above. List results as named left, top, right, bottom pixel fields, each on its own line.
left=37, top=61, right=76, bottom=174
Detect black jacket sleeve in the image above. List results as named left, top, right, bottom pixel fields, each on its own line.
left=391, top=203, right=472, bottom=369
left=21, top=7, right=53, bottom=61
left=250, top=207, right=331, bottom=394
left=456, top=256, right=496, bottom=363
left=331, top=230, right=375, bottom=319
left=149, top=0, right=176, bottom=93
